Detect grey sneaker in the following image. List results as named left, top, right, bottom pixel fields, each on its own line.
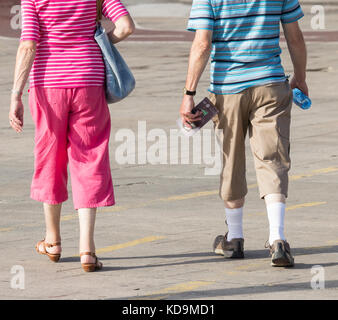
left=266, top=240, right=295, bottom=267
left=213, top=233, right=244, bottom=259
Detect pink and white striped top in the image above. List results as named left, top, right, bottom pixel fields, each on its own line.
left=21, top=0, right=129, bottom=88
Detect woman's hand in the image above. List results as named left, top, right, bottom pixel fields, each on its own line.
left=9, top=95, right=24, bottom=133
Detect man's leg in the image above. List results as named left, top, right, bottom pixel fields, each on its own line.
left=265, top=193, right=286, bottom=245
left=210, top=93, right=249, bottom=259
left=249, top=81, right=294, bottom=267
left=214, top=197, right=245, bottom=258
left=224, top=198, right=245, bottom=242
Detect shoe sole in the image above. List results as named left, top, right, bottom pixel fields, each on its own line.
left=35, top=247, right=61, bottom=263
left=82, top=264, right=101, bottom=272
left=213, top=235, right=225, bottom=256
left=214, top=248, right=225, bottom=255
left=214, top=237, right=244, bottom=259
left=271, top=246, right=294, bottom=267
left=214, top=248, right=244, bottom=259
left=271, top=259, right=294, bottom=267
left=48, top=254, right=61, bottom=263
left=225, top=250, right=244, bottom=259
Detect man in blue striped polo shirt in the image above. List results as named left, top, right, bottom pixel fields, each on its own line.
left=180, top=0, right=308, bottom=267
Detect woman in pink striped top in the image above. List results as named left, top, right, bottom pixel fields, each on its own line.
left=8, top=0, right=135, bottom=272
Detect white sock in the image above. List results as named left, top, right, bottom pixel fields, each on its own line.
left=225, top=207, right=243, bottom=241
left=266, top=202, right=286, bottom=245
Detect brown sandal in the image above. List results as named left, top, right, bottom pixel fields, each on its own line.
left=80, top=252, right=103, bottom=272
left=35, top=239, right=61, bottom=263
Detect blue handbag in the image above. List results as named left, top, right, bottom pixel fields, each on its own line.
left=94, top=21, right=135, bottom=104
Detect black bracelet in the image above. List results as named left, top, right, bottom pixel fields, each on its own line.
left=183, top=87, right=196, bottom=96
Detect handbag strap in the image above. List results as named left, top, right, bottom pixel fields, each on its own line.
left=96, top=0, right=103, bottom=22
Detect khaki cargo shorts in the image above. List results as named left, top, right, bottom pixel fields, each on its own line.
left=210, top=80, right=293, bottom=201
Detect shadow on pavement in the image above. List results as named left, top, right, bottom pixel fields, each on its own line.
left=109, top=279, right=338, bottom=300
left=58, top=245, right=338, bottom=272
left=99, top=244, right=338, bottom=260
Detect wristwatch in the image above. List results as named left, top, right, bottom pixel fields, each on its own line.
left=183, top=87, right=196, bottom=96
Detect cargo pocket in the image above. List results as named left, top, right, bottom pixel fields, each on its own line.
left=250, top=124, right=279, bottom=162
left=276, top=130, right=290, bottom=168
left=276, top=111, right=292, bottom=164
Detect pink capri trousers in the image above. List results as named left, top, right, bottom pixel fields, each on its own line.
left=28, top=86, right=115, bottom=210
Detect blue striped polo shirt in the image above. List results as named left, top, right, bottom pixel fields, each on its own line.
left=187, top=0, right=304, bottom=95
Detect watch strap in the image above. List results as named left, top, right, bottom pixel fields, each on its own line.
left=183, top=88, right=196, bottom=96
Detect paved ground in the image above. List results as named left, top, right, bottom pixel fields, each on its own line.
left=0, top=1, right=338, bottom=300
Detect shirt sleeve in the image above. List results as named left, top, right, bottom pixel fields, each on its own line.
left=20, top=0, right=40, bottom=42
left=187, top=0, right=215, bottom=32
left=102, top=0, right=129, bottom=23
left=281, top=0, right=304, bottom=24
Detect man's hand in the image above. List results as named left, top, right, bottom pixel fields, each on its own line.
left=9, top=95, right=24, bottom=133
left=290, top=75, right=309, bottom=96
left=180, top=95, right=201, bottom=128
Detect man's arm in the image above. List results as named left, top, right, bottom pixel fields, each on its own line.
left=180, top=29, right=213, bottom=127
left=282, top=21, right=308, bottom=96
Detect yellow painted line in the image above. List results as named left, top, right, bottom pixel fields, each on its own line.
left=99, top=202, right=157, bottom=213
left=156, top=281, right=214, bottom=294
left=159, top=190, right=218, bottom=202
left=289, top=166, right=338, bottom=181
left=0, top=227, right=14, bottom=232
left=95, top=236, right=165, bottom=254
left=60, top=215, right=75, bottom=221
left=325, top=239, right=338, bottom=245
left=155, top=183, right=258, bottom=203
left=225, top=262, right=266, bottom=276
left=247, top=183, right=259, bottom=189
left=136, top=281, right=214, bottom=300
left=72, top=236, right=165, bottom=257
left=225, top=271, right=239, bottom=276
left=247, top=201, right=326, bottom=217
left=285, top=201, right=326, bottom=211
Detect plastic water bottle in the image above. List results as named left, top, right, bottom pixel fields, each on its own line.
left=293, top=88, right=312, bottom=110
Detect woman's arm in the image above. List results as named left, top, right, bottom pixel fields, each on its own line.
left=9, top=40, right=36, bottom=133
left=108, top=15, right=135, bottom=44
